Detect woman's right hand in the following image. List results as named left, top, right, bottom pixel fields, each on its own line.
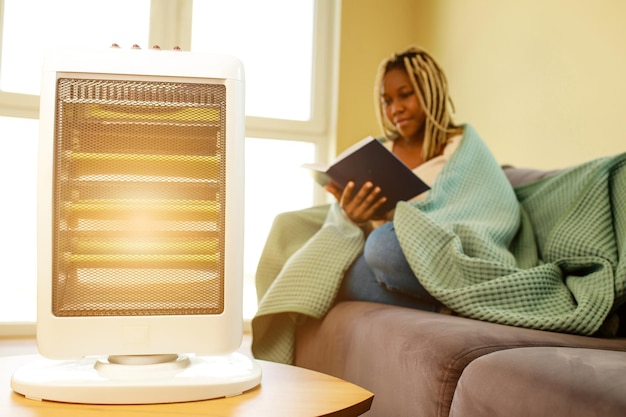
left=325, top=181, right=388, bottom=224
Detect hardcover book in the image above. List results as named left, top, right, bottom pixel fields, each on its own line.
left=303, top=136, right=430, bottom=215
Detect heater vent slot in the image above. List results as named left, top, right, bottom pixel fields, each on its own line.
left=51, top=77, right=227, bottom=317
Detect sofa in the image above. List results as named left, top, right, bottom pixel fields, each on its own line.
left=294, top=301, right=626, bottom=416
left=290, top=167, right=626, bottom=417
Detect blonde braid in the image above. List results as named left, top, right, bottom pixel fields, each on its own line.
left=374, top=46, right=458, bottom=161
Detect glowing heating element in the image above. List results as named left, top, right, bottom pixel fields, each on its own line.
left=51, top=78, right=228, bottom=317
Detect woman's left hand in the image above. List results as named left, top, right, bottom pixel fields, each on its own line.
left=325, top=181, right=388, bottom=224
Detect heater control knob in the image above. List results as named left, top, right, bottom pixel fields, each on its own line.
left=111, top=43, right=121, bottom=48
left=132, top=44, right=141, bottom=49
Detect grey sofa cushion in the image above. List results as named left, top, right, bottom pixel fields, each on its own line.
left=449, top=347, right=626, bottom=417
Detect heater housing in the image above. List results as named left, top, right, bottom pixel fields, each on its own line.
left=11, top=47, right=261, bottom=405
left=35, top=47, right=246, bottom=359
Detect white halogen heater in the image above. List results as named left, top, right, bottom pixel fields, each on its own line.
left=11, top=46, right=261, bottom=404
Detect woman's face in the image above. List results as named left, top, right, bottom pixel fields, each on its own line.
left=381, top=67, right=426, bottom=142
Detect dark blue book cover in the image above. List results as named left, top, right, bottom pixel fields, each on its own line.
left=303, top=136, right=430, bottom=216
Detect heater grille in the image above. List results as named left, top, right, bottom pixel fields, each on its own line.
left=51, top=77, right=227, bottom=317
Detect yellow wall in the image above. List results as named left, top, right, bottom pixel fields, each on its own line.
left=335, top=0, right=419, bottom=151
left=336, top=0, right=626, bottom=169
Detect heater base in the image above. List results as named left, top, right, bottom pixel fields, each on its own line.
left=11, top=352, right=262, bottom=404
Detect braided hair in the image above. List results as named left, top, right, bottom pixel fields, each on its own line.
left=374, top=46, right=459, bottom=161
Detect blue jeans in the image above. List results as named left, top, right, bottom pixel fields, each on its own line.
left=339, top=222, right=442, bottom=312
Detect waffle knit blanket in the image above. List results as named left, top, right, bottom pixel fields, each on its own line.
left=252, top=124, right=626, bottom=364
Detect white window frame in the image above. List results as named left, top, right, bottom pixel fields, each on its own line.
left=0, top=0, right=340, bottom=335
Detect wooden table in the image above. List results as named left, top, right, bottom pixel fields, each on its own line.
left=1, top=354, right=373, bottom=417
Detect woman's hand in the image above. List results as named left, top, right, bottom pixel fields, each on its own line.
left=325, top=181, right=388, bottom=224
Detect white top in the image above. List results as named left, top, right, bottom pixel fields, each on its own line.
left=383, top=134, right=462, bottom=202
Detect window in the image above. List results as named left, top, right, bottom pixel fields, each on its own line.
left=0, top=116, right=38, bottom=323
left=0, top=0, right=338, bottom=330
left=191, top=1, right=314, bottom=121
left=0, top=0, right=150, bottom=95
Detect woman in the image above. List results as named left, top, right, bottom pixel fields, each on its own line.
left=328, top=47, right=465, bottom=311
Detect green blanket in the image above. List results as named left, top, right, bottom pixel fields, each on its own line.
left=252, top=124, right=626, bottom=364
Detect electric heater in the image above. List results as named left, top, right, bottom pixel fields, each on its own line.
left=11, top=46, right=261, bottom=404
